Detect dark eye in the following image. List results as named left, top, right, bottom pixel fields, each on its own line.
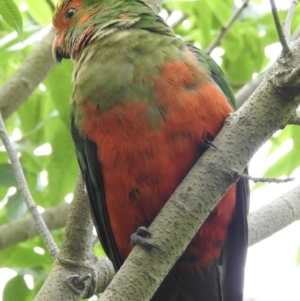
left=65, top=8, right=77, bottom=20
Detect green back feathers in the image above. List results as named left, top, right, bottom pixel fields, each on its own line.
left=187, top=44, right=236, bottom=110
left=63, top=0, right=236, bottom=116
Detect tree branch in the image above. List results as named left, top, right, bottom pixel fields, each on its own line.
left=33, top=175, right=115, bottom=301
left=236, top=15, right=300, bottom=109
left=0, top=203, right=69, bottom=250
left=283, top=0, right=298, bottom=44
left=235, top=15, right=300, bottom=108
left=0, top=113, right=58, bottom=259
left=168, top=13, right=187, bottom=29
left=28, top=179, right=300, bottom=301
left=236, top=75, right=264, bottom=108
left=205, top=0, right=250, bottom=55
left=269, top=0, right=290, bottom=54
left=95, top=40, right=300, bottom=301
left=0, top=30, right=55, bottom=120
left=288, top=111, right=300, bottom=125
left=248, top=184, right=300, bottom=246
left=236, top=170, right=294, bottom=183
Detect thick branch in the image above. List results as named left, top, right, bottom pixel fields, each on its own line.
left=0, top=30, right=55, bottom=120
left=236, top=75, right=264, bottom=108
left=58, top=174, right=95, bottom=261
left=288, top=111, right=300, bottom=125
left=0, top=203, right=69, bottom=250
left=33, top=175, right=114, bottom=301
left=248, top=184, right=300, bottom=246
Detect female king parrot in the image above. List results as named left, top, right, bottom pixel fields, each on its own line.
left=52, top=0, right=249, bottom=300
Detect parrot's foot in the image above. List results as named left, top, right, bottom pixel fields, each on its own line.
left=201, top=139, right=218, bottom=151
left=130, top=226, right=163, bottom=252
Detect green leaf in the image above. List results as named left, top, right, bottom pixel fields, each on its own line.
left=3, top=275, right=30, bottom=301
left=42, top=118, right=78, bottom=207
left=252, top=126, right=300, bottom=191
left=22, top=0, right=53, bottom=25
left=264, top=126, right=300, bottom=177
left=0, top=240, right=53, bottom=270
left=0, top=0, right=23, bottom=39
left=0, top=163, right=17, bottom=187
left=6, top=192, right=27, bottom=221
left=206, top=0, right=232, bottom=26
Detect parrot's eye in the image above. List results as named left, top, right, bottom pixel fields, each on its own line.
left=65, top=8, right=77, bottom=20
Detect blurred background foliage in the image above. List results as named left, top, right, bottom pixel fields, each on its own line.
left=0, top=0, right=300, bottom=300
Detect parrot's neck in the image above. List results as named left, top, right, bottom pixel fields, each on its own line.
left=68, top=8, right=174, bottom=61
left=71, top=28, right=185, bottom=112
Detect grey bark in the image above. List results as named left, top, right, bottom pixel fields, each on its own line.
left=248, top=184, right=300, bottom=246
left=0, top=30, right=55, bottom=120
left=33, top=175, right=115, bottom=301
left=0, top=203, right=69, bottom=250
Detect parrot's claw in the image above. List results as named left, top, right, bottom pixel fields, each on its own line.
left=201, top=139, right=218, bottom=150
left=130, top=226, right=163, bottom=252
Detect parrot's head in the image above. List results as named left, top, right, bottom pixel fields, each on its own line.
left=52, top=0, right=153, bottom=64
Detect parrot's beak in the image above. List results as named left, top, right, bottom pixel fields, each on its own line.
left=52, top=35, right=70, bottom=65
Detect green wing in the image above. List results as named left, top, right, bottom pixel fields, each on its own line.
left=186, top=43, right=236, bottom=109
left=70, top=111, right=123, bottom=270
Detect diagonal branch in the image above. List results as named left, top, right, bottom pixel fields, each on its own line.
left=283, top=0, right=298, bottom=44
left=0, top=203, right=70, bottom=250
left=0, top=113, right=58, bottom=258
left=205, top=0, right=250, bottom=55
left=248, top=184, right=300, bottom=246
left=96, top=40, right=300, bottom=301
left=33, top=175, right=115, bottom=301
left=0, top=30, right=55, bottom=120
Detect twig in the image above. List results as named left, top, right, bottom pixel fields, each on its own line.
left=283, top=0, right=298, bottom=44
left=169, top=13, right=187, bottom=29
left=236, top=171, right=294, bottom=183
left=0, top=113, right=59, bottom=259
left=205, top=0, right=250, bottom=55
left=236, top=24, right=300, bottom=109
left=269, top=0, right=290, bottom=54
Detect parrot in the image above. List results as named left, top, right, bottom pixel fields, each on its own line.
left=52, top=0, right=249, bottom=300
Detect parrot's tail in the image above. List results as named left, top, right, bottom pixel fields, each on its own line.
left=151, top=261, right=221, bottom=301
